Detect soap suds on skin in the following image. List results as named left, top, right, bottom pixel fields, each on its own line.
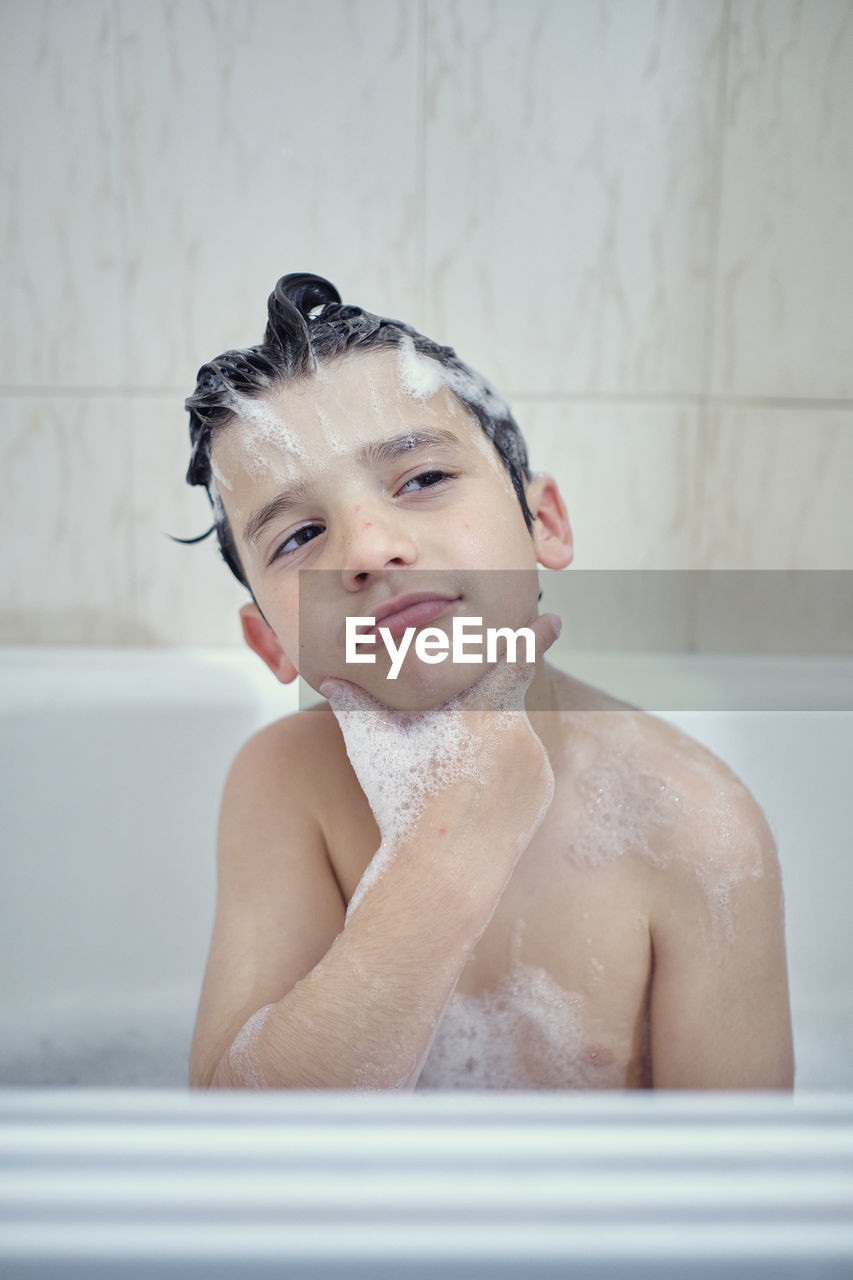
left=396, top=334, right=512, bottom=424
left=227, top=1002, right=275, bottom=1087
left=210, top=454, right=233, bottom=493
left=416, top=950, right=612, bottom=1090
left=311, top=402, right=349, bottom=457
left=333, top=689, right=493, bottom=922
left=326, top=658, right=548, bottom=923
left=209, top=479, right=228, bottom=524
left=227, top=391, right=312, bottom=479
left=395, top=336, right=445, bottom=401
left=562, top=710, right=766, bottom=940
left=393, top=338, right=523, bottom=497
left=214, top=345, right=521, bottom=526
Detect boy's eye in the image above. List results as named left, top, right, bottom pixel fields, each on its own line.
left=399, top=469, right=457, bottom=493
left=272, top=523, right=323, bottom=561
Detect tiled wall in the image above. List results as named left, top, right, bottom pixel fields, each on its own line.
left=2, top=0, right=851, bottom=648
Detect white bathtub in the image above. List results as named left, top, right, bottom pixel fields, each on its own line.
left=0, top=646, right=299, bottom=1089
left=1, top=646, right=852, bottom=1277
left=0, top=650, right=845, bottom=1090
left=1, top=645, right=851, bottom=1091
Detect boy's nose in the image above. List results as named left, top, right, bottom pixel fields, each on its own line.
left=337, top=507, right=418, bottom=585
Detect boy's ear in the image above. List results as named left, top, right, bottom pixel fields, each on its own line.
left=239, top=603, right=298, bottom=684
left=527, top=474, right=574, bottom=570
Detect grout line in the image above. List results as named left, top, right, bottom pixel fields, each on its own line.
left=417, top=0, right=428, bottom=326
left=110, top=0, right=139, bottom=640
left=0, top=387, right=188, bottom=398
left=703, top=0, right=732, bottom=404
left=2, top=386, right=853, bottom=411
left=686, top=405, right=704, bottom=654
left=689, top=0, right=732, bottom=651
left=506, top=392, right=853, bottom=411
left=508, top=391, right=705, bottom=406
left=110, top=0, right=130, bottom=393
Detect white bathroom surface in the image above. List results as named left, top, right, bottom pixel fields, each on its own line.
left=0, top=648, right=851, bottom=1090
left=0, top=1090, right=851, bottom=1278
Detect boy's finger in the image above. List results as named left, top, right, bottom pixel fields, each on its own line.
left=530, top=611, right=563, bottom=658
left=452, top=611, right=563, bottom=712
left=485, top=611, right=562, bottom=665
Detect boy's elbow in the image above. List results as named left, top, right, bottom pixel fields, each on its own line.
left=188, top=1062, right=217, bottom=1090
left=189, top=1047, right=239, bottom=1090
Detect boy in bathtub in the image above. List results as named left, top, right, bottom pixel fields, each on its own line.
left=184, top=273, right=793, bottom=1090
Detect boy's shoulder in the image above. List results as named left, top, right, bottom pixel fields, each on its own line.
left=550, top=670, right=776, bottom=881
left=230, top=701, right=350, bottom=795
left=226, top=700, right=370, bottom=841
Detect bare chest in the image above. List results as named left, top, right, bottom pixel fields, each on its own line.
left=325, top=784, right=655, bottom=1091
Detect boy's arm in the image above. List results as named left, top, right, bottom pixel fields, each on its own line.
left=190, top=622, right=557, bottom=1090
left=188, top=716, right=346, bottom=1089
left=648, top=790, right=794, bottom=1089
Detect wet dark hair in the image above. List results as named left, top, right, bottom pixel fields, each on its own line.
left=183, top=273, right=534, bottom=588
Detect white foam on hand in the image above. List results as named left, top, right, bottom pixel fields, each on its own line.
left=322, top=612, right=561, bottom=920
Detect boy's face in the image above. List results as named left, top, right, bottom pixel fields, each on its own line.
left=211, top=348, right=570, bottom=710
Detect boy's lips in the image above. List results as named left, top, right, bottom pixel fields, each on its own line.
left=369, top=592, right=459, bottom=638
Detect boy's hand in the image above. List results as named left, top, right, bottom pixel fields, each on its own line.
left=320, top=613, right=562, bottom=917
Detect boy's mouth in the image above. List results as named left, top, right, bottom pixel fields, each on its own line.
left=368, top=592, right=459, bottom=638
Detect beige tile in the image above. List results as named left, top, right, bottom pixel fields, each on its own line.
left=424, top=0, right=725, bottom=395
left=697, top=406, right=853, bottom=569
left=518, top=398, right=700, bottom=650
left=130, top=396, right=252, bottom=644
left=690, top=570, right=853, bottom=655
left=0, top=2, right=124, bottom=387
left=119, top=0, right=423, bottom=389
left=0, top=395, right=135, bottom=642
left=518, top=398, right=701, bottom=569
left=712, top=0, right=853, bottom=397
left=540, top=569, right=697, bottom=655
left=693, top=406, right=853, bottom=654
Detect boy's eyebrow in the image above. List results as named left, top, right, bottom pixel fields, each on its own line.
left=364, top=428, right=461, bottom=465
left=243, top=482, right=308, bottom=546
left=242, top=429, right=462, bottom=546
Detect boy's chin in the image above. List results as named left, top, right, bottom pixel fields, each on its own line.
left=312, top=660, right=489, bottom=714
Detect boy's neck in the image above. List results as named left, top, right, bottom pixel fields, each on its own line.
left=525, top=656, right=558, bottom=712
left=524, top=659, right=573, bottom=763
